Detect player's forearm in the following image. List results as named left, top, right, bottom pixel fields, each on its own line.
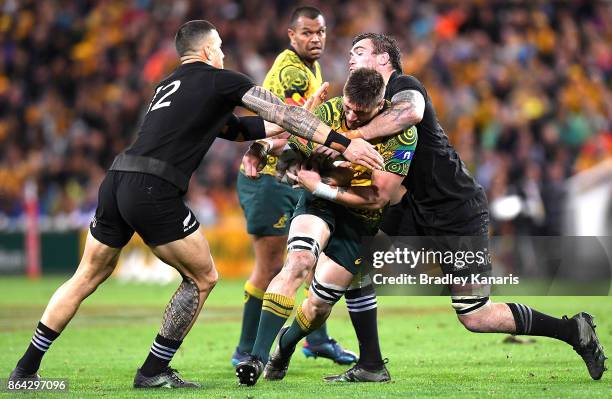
left=242, top=86, right=351, bottom=152
left=357, top=90, right=424, bottom=140
left=263, top=121, right=285, bottom=137
left=316, top=183, right=389, bottom=210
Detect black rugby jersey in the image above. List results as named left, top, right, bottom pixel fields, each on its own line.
left=385, top=71, right=483, bottom=213
left=126, top=62, right=255, bottom=177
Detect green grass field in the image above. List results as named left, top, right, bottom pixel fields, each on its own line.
left=0, top=276, right=610, bottom=398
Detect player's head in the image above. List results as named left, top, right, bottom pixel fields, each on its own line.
left=175, top=20, right=224, bottom=69
left=349, top=33, right=402, bottom=74
left=288, top=6, right=326, bottom=63
left=342, top=68, right=386, bottom=129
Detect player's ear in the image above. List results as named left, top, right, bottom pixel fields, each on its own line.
left=288, top=28, right=296, bottom=46
left=377, top=52, right=390, bottom=67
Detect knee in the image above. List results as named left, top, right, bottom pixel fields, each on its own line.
left=304, top=297, right=332, bottom=320
left=191, top=266, right=219, bottom=292
left=284, top=251, right=316, bottom=281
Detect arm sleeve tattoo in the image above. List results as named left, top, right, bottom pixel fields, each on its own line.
left=159, top=276, right=200, bottom=341
left=241, top=86, right=328, bottom=143
left=358, top=89, right=425, bottom=140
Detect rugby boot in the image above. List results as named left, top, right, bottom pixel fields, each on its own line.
left=235, top=355, right=264, bottom=386
left=324, top=361, right=391, bottom=383
left=231, top=347, right=251, bottom=367
left=569, top=312, right=607, bottom=380
left=133, top=367, right=200, bottom=388
left=264, top=327, right=295, bottom=381
left=8, top=367, right=40, bottom=381
left=303, top=337, right=358, bottom=365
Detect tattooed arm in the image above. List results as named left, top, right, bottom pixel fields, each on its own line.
left=353, top=90, right=425, bottom=141
left=241, top=86, right=384, bottom=170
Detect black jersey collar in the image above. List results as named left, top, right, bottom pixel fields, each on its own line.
left=384, top=70, right=401, bottom=99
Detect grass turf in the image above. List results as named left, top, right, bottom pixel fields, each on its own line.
left=0, top=276, right=610, bottom=398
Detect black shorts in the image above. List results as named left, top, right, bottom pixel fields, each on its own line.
left=90, top=171, right=200, bottom=247
left=379, top=191, right=492, bottom=292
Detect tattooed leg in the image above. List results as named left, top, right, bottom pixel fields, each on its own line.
left=160, top=276, right=202, bottom=340
left=139, top=276, right=207, bottom=377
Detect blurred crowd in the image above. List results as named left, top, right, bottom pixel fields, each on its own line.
left=0, top=0, right=610, bottom=234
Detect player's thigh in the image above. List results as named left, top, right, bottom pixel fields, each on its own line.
left=323, top=209, right=376, bottom=276
left=74, top=231, right=123, bottom=285
left=90, top=171, right=135, bottom=248
left=237, top=173, right=299, bottom=236
left=315, top=254, right=354, bottom=288
left=252, top=234, right=288, bottom=267
left=289, top=191, right=334, bottom=247
left=150, top=227, right=217, bottom=285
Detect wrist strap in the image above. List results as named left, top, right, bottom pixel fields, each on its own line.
left=323, top=129, right=351, bottom=152
left=312, top=182, right=338, bottom=200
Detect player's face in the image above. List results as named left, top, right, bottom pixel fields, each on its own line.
left=343, top=97, right=383, bottom=130
left=349, top=39, right=379, bottom=72
left=206, top=30, right=225, bottom=69
left=288, top=15, right=326, bottom=63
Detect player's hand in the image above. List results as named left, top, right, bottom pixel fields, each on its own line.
left=242, top=141, right=269, bottom=178
left=286, top=162, right=322, bottom=192
left=313, top=144, right=341, bottom=159
left=303, top=82, right=329, bottom=112
left=343, top=138, right=384, bottom=170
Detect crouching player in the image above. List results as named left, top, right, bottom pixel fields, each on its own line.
left=235, top=68, right=417, bottom=385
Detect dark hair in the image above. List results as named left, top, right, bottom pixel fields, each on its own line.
left=175, top=20, right=216, bottom=57
left=343, top=68, right=385, bottom=108
left=352, top=32, right=402, bottom=73
left=289, top=6, right=323, bottom=29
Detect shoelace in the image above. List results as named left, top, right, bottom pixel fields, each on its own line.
left=165, top=368, right=186, bottom=385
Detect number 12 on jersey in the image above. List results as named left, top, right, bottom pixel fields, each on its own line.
left=147, top=80, right=181, bottom=112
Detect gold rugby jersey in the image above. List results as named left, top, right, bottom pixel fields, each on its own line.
left=289, top=96, right=417, bottom=225
left=241, top=48, right=323, bottom=176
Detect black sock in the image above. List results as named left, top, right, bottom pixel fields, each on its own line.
left=140, top=334, right=182, bottom=377
left=507, top=303, right=578, bottom=345
left=346, top=285, right=383, bottom=370
left=16, top=321, right=60, bottom=374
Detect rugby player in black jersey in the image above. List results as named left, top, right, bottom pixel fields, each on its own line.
left=7, top=20, right=384, bottom=389
left=324, top=33, right=606, bottom=382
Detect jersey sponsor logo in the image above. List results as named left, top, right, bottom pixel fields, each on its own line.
left=90, top=216, right=97, bottom=228
left=354, top=257, right=363, bottom=265
left=392, top=149, right=413, bottom=161
left=183, top=211, right=197, bottom=232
